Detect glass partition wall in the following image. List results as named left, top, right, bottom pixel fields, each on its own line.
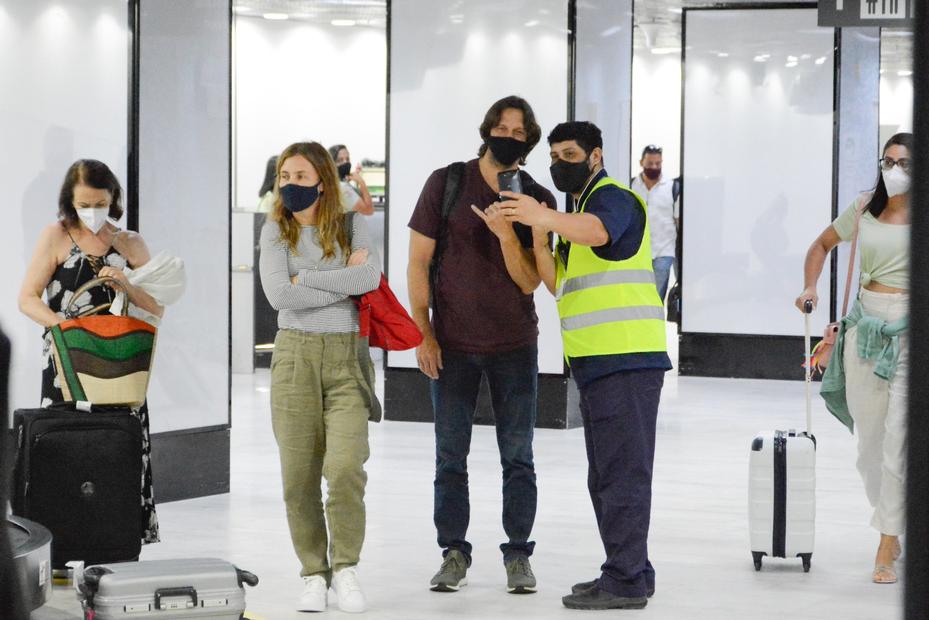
left=231, top=0, right=388, bottom=373
left=0, top=0, right=130, bottom=410
left=879, top=28, right=913, bottom=145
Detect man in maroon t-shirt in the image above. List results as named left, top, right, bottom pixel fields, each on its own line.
left=407, top=95, right=556, bottom=595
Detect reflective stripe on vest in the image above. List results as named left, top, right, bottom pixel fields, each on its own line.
left=555, top=176, right=667, bottom=359
left=555, top=269, right=656, bottom=300
left=561, top=305, right=666, bottom=331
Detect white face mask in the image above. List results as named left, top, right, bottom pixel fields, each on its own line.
left=76, top=207, right=110, bottom=234
left=882, top=165, right=911, bottom=198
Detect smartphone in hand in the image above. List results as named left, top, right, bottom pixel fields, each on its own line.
left=497, top=170, right=522, bottom=200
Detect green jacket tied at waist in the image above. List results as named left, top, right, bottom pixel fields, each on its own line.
left=820, top=300, right=908, bottom=433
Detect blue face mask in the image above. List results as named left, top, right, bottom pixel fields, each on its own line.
left=280, top=182, right=320, bottom=213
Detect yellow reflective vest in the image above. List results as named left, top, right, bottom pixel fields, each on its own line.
left=555, top=176, right=668, bottom=360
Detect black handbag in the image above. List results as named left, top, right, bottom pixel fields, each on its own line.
left=666, top=282, right=681, bottom=323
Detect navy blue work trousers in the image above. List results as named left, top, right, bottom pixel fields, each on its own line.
left=579, top=368, right=664, bottom=598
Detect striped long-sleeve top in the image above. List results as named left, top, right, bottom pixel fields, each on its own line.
left=259, top=215, right=380, bottom=333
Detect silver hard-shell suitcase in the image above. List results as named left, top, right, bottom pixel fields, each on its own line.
left=78, top=558, right=258, bottom=619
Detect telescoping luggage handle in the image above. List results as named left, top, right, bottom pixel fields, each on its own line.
left=803, top=300, right=814, bottom=435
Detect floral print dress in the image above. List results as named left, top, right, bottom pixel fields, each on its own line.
left=41, top=235, right=160, bottom=544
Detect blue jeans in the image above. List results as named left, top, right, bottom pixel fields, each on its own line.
left=652, top=257, right=675, bottom=303
left=432, top=345, right=538, bottom=563
left=580, top=368, right=664, bottom=598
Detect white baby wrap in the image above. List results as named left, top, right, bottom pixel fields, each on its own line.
left=110, top=251, right=186, bottom=326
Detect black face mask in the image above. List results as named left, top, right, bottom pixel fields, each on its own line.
left=550, top=158, right=593, bottom=194
left=337, top=162, right=352, bottom=180
left=279, top=182, right=320, bottom=213
left=487, top=136, right=526, bottom=167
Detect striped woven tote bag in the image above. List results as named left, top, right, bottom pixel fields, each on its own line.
left=49, top=276, right=156, bottom=407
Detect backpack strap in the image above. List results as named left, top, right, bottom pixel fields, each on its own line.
left=517, top=169, right=536, bottom=195
left=672, top=177, right=682, bottom=203
left=440, top=162, right=466, bottom=225
left=430, top=162, right=465, bottom=303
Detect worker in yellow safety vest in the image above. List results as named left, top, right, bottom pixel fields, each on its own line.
left=496, top=121, right=671, bottom=611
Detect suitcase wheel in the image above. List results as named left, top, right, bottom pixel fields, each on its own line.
left=799, top=553, right=812, bottom=573
left=752, top=551, right=764, bottom=571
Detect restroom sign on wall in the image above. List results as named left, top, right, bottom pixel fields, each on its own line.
left=818, top=0, right=915, bottom=26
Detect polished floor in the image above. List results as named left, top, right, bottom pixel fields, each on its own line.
left=37, top=344, right=904, bottom=618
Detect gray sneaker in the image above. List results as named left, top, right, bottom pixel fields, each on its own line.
left=505, top=556, right=537, bottom=594
left=430, top=550, right=468, bottom=592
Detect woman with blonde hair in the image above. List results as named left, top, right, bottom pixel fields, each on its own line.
left=796, top=132, right=912, bottom=584
left=259, top=141, right=380, bottom=613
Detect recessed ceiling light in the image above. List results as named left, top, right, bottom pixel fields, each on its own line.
left=668, top=7, right=683, bottom=14
left=331, top=19, right=356, bottom=26
left=785, top=61, right=798, bottom=68
left=753, top=54, right=770, bottom=62
left=898, top=69, right=913, bottom=76
left=524, top=19, right=540, bottom=27
left=717, top=52, right=729, bottom=58
left=650, top=47, right=681, bottom=55
left=814, top=56, right=827, bottom=65
left=263, top=13, right=288, bottom=20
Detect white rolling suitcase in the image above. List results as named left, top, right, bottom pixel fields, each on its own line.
left=748, top=301, right=817, bottom=572
left=77, top=558, right=258, bottom=619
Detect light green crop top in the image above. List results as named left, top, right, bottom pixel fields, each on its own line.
left=832, top=193, right=909, bottom=290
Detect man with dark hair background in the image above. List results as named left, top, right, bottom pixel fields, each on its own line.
left=407, top=95, right=556, bottom=594
left=630, top=144, right=679, bottom=303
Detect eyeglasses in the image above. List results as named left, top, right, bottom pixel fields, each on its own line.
left=642, top=144, right=663, bottom=155
left=879, top=157, right=911, bottom=174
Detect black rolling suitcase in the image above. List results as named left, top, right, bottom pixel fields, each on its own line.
left=11, top=407, right=143, bottom=568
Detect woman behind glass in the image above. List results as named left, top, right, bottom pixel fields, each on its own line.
left=329, top=144, right=374, bottom=215
left=795, top=133, right=912, bottom=584
left=18, top=159, right=165, bottom=545
left=259, top=142, right=380, bottom=613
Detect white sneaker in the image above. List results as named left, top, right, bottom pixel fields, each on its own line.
left=297, top=575, right=327, bottom=612
left=331, top=567, right=367, bottom=613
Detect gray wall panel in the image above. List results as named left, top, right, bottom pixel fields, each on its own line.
left=386, top=0, right=569, bottom=374
left=138, top=0, right=230, bottom=433
left=835, top=28, right=880, bottom=318
left=575, top=0, right=633, bottom=182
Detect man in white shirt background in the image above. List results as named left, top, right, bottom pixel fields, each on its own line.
left=630, top=145, right=679, bottom=303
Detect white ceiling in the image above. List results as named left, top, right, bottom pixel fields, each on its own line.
left=231, top=0, right=912, bottom=72
left=233, top=0, right=387, bottom=26
left=632, top=0, right=912, bottom=73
